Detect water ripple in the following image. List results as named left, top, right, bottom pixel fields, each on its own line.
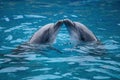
left=71, top=14, right=78, bottom=18
left=25, top=75, right=62, bottom=80
left=11, top=39, right=26, bottom=43
left=13, top=15, right=24, bottom=19
left=0, top=67, right=29, bottom=73
left=4, top=25, right=22, bottom=32
left=32, top=68, right=52, bottom=72
left=93, top=76, right=110, bottom=79
left=100, top=65, right=120, bottom=72
left=24, top=15, right=47, bottom=18
left=1, top=17, right=10, bottom=22
left=86, top=68, right=120, bottom=79
left=5, top=35, right=13, bottom=40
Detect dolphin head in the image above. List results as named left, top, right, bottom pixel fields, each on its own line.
left=64, top=19, right=98, bottom=43
left=29, top=20, right=63, bottom=44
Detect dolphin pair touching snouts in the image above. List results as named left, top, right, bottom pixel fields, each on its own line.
left=29, top=19, right=98, bottom=45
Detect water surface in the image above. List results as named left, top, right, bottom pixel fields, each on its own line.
left=0, top=0, right=120, bottom=80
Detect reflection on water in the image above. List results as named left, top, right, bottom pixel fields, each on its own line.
left=0, top=0, right=120, bottom=80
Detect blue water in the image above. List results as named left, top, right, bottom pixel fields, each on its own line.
left=0, top=0, right=120, bottom=80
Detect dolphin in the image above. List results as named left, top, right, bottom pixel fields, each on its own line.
left=63, top=19, right=105, bottom=55
left=63, top=19, right=98, bottom=44
left=29, top=20, right=63, bottom=44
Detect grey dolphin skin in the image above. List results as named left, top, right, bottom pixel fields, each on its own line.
left=29, top=20, right=63, bottom=44
left=63, top=19, right=98, bottom=43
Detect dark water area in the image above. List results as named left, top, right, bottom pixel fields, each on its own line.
left=0, top=0, right=120, bottom=80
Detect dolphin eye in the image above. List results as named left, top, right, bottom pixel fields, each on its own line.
left=81, top=35, right=85, bottom=41
left=77, top=27, right=85, bottom=41
left=41, top=29, right=50, bottom=43
left=44, top=37, right=49, bottom=42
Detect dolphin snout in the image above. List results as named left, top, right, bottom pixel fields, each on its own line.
left=63, top=19, right=71, bottom=24
left=55, top=20, right=63, bottom=27
left=63, top=19, right=71, bottom=23
left=63, top=19, right=74, bottom=26
left=58, top=20, right=63, bottom=24
left=53, top=20, right=63, bottom=32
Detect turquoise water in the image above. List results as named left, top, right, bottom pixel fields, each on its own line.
left=0, top=0, right=120, bottom=80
